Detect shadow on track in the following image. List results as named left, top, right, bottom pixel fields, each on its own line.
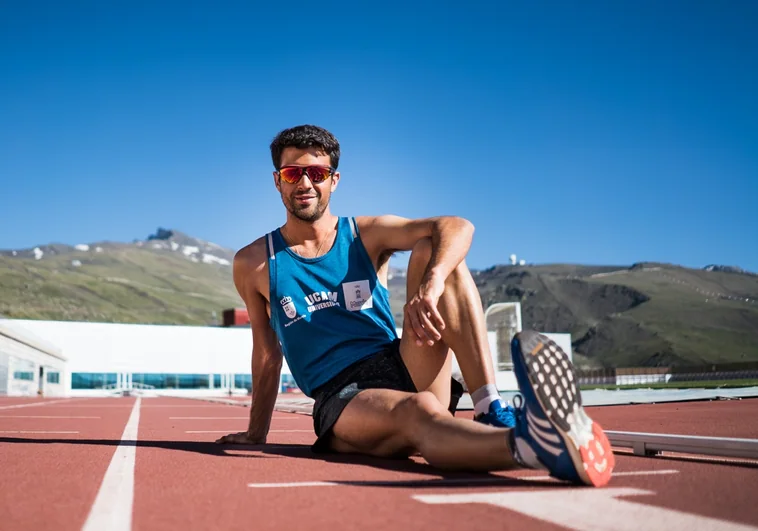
left=0, top=436, right=569, bottom=488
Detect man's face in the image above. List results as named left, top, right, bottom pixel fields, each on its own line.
left=273, top=147, right=340, bottom=222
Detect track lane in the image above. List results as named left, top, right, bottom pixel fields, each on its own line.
left=0, top=398, right=136, bottom=530
left=587, top=398, right=758, bottom=438
left=2, top=396, right=757, bottom=530
left=131, top=397, right=758, bottom=531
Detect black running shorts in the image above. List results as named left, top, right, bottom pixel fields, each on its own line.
left=310, top=338, right=464, bottom=453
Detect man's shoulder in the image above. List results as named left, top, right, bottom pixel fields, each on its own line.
left=234, top=235, right=270, bottom=274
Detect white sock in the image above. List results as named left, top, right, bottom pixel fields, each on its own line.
left=472, top=383, right=502, bottom=416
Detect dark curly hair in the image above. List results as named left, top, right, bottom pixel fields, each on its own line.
left=269, top=124, right=341, bottom=170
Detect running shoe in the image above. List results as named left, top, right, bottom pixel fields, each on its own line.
left=474, top=399, right=516, bottom=428
left=509, top=330, right=614, bottom=486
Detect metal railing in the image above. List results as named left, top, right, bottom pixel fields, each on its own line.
left=577, top=362, right=758, bottom=386
left=607, top=430, right=758, bottom=460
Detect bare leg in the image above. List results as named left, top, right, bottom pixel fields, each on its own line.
left=330, top=388, right=517, bottom=471
left=399, top=238, right=497, bottom=404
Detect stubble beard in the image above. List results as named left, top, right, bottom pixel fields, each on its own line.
left=285, top=190, right=329, bottom=222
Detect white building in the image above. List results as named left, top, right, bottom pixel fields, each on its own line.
left=0, top=321, right=67, bottom=396
left=0, top=304, right=571, bottom=397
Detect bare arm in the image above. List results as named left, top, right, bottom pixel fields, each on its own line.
left=358, top=215, right=475, bottom=346
left=244, top=291, right=283, bottom=442
left=358, top=214, right=474, bottom=280
left=216, top=241, right=283, bottom=444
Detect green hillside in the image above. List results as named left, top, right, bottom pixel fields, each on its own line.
left=0, top=248, right=241, bottom=325
left=2, top=233, right=757, bottom=369
left=387, top=262, right=758, bottom=368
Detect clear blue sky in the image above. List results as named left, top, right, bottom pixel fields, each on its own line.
left=1, top=1, right=756, bottom=272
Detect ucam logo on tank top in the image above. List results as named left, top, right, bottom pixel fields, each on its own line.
left=305, top=290, right=340, bottom=312
left=279, top=289, right=345, bottom=328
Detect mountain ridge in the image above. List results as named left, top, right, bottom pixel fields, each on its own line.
left=0, top=227, right=235, bottom=266
left=2, top=229, right=757, bottom=368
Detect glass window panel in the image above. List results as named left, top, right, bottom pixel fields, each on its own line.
left=131, top=374, right=210, bottom=389
left=46, top=372, right=60, bottom=384
left=72, top=373, right=118, bottom=389
left=234, top=374, right=252, bottom=392
left=281, top=374, right=300, bottom=392
left=177, top=374, right=209, bottom=389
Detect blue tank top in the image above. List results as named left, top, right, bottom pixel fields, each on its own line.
left=266, top=217, right=398, bottom=396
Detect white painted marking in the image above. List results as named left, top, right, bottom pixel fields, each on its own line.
left=414, top=486, right=758, bottom=531
left=249, top=481, right=336, bottom=488
left=52, top=405, right=233, bottom=408
left=246, top=470, right=679, bottom=488
left=186, top=429, right=311, bottom=434
left=0, top=399, right=84, bottom=410
left=144, top=405, right=250, bottom=408
left=48, top=405, right=133, bottom=408
left=81, top=398, right=141, bottom=531
left=0, top=430, right=80, bottom=434
left=0, top=415, right=100, bottom=419
left=169, top=417, right=298, bottom=420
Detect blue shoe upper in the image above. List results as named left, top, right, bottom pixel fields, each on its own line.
left=475, top=399, right=516, bottom=428
left=510, top=335, right=582, bottom=483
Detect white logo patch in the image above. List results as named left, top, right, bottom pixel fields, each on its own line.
left=342, top=280, right=373, bottom=312
left=280, top=296, right=297, bottom=319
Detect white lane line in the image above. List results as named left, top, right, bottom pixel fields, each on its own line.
left=246, top=470, right=679, bottom=488
left=0, top=430, right=80, bottom=434
left=50, top=405, right=229, bottom=408
left=0, top=399, right=85, bottom=410
left=46, top=404, right=132, bottom=409
left=0, top=415, right=100, bottom=419
left=169, top=416, right=299, bottom=420
left=141, top=405, right=241, bottom=408
left=187, top=429, right=311, bottom=434
left=250, top=481, right=335, bottom=488
left=81, top=397, right=141, bottom=531
left=415, top=487, right=758, bottom=531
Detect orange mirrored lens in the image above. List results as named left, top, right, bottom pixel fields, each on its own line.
left=279, top=167, right=303, bottom=183
left=279, top=166, right=331, bottom=184
left=305, top=166, right=331, bottom=183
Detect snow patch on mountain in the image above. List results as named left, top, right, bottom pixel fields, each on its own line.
left=202, top=254, right=231, bottom=266
left=0, top=227, right=234, bottom=267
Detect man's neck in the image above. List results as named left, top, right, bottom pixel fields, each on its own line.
left=282, top=213, right=338, bottom=246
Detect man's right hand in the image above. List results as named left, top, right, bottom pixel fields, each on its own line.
left=214, top=430, right=266, bottom=445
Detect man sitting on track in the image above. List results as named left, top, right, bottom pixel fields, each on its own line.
left=216, top=124, right=614, bottom=486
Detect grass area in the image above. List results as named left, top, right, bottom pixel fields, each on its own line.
left=0, top=248, right=242, bottom=325
left=3, top=249, right=758, bottom=369
left=581, top=378, right=758, bottom=390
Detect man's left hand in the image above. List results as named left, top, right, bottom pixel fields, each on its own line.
left=405, top=274, right=446, bottom=346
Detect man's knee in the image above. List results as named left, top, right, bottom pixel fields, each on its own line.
left=394, top=391, right=449, bottom=427
left=409, top=238, right=469, bottom=280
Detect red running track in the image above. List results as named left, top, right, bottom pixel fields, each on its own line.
left=1, top=396, right=757, bottom=530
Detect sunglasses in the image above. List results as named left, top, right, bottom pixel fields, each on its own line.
left=277, top=165, right=335, bottom=184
